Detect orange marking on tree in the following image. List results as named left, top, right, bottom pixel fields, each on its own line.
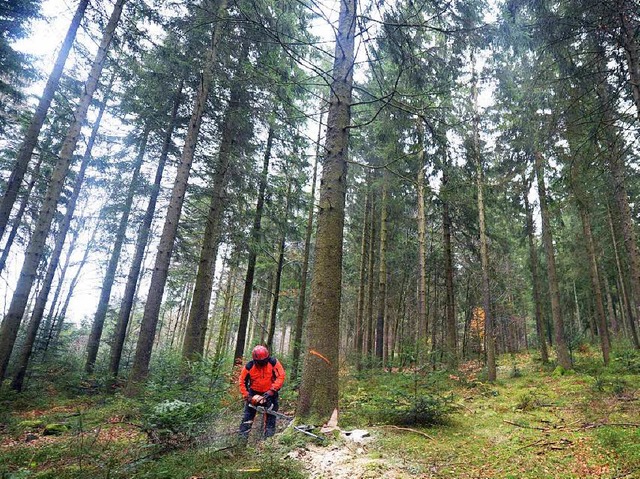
left=309, top=349, right=331, bottom=364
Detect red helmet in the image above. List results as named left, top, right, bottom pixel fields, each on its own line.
left=252, top=345, right=269, bottom=361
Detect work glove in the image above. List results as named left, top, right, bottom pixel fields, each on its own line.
left=251, top=394, right=265, bottom=405
left=262, top=389, right=275, bottom=401
left=243, top=394, right=250, bottom=403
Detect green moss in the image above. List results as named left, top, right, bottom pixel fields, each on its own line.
left=43, top=423, right=68, bottom=435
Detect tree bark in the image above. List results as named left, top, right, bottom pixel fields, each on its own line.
left=108, top=83, right=183, bottom=378
left=128, top=0, right=227, bottom=388
left=297, top=0, right=355, bottom=421
left=534, top=151, right=572, bottom=369
left=86, top=125, right=150, bottom=373
left=0, top=0, right=89, bottom=238
left=11, top=82, right=111, bottom=390
left=233, top=126, right=273, bottom=362
left=523, top=177, right=549, bottom=364
left=0, top=0, right=126, bottom=382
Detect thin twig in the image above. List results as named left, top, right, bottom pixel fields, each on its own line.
left=378, top=425, right=435, bottom=440
left=503, top=420, right=546, bottom=431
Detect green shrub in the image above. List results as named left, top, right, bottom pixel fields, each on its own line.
left=142, top=399, right=211, bottom=448
left=611, top=349, right=640, bottom=374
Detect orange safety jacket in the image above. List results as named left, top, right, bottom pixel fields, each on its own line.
left=239, top=357, right=285, bottom=397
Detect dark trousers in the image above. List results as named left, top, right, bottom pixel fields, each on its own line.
left=239, top=389, right=279, bottom=439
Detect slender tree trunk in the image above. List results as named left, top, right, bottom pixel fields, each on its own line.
left=604, top=278, right=619, bottom=336
left=354, top=173, right=370, bottom=371
left=416, top=122, right=428, bottom=352
left=375, top=170, right=388, bottom=362
left=233, top=127, right=273, bottom=362
left=214, top=261, right=237, bottom=364
left=108, top=83, right=182, bottom=378
left=618, top=5, right=640, bottom=122
left=182, top=81, right=245, bottom=361
left=608, top=204, right=633, bottom=341
left=297, top=0, right=355, bottom=421
left=576, top=200, right=610, bottom=364
left=45, top=220, right=100, bottom=356
left=534, top=152, right=572, bottom=369
left=523, top=177, right=549, bottom=363
left=0, top=0, right=126, bottom=382
left=476, top=146, right=494, bottom=379
left=86, top=126, right=150, bottom=373
left=38, top=214, right=83, bottom=354
left=0, top=0, right=90, bottom=238
left=442, top=155, right=456, bottom=368
left=266, top=180, right=292, bottom=350
left=596, top=52, right=640, bottom=348
left=0, top=153, right=43, bottom=276
left=606, top=148, right=640, bottom=348
left=11, top=84, right=111, bottom=390
left=292, top=114, right=321, bottom=378
left=366, top=194, right=377, bottom=359
left=128, top=0, right=227, bottom=388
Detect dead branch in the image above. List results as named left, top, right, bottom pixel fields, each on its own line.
left=378, top=425, right=435, bottom=440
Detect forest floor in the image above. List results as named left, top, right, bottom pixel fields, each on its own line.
left=0, top=348, right=638, bottom=478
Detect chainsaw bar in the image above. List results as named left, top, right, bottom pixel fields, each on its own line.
left=247, top=403, right=326, bottom=442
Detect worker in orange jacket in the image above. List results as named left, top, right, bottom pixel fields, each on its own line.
left=238, top=345, right=286, bottom=439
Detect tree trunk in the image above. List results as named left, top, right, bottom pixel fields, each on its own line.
left=0, top=0, right=126, bottom=382
left=128, top=0, right=227, bottom=388
left=292, top=114, right=322, bottom=379
left=86, top=125, right=150, bottom=373
left=603, top=277, right=619, bottom=336
left=354, top=172, right=370, bottom=371
left=182, top=75, right=246, bottom=361
left=534, top=151, right=572, bottom=369
left=608, top=203, right=633, bottom=341
left=0, top=153, right=43, bottom=277
left=523, top=176, right=549, bottom=363
left=213, top=260, right=238, bottom=364
left=44, top=219, right=100, bottom=357
left=297, top=0, right=355, bottom=421
left=476, top=145, right=494, bottom=379
left=442, top=155, right=456, bottom=368
left=416, top=121, right=428, bottom=352
left=233, top=126, right=273, bottom=362
left=375, top=170, right=388, bottom=363
left=618, top=5, right=640, bottom=122
left=0, top=0, right=89, bottom=238
left=11, top=83, right=111, bottom=390
left=108, top=83, right=183, bottom=378
left=606, top=145, right=640, bottom=348
left=576, top=199, right=610, bottom=365
left=366, top=193, right=377, bottom=359
left=266, top=180, right=292, bottom=350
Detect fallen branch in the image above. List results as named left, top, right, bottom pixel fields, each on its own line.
left=503, top=420, right=546, bottom=431
left=378, top=425, right=435, bottom=440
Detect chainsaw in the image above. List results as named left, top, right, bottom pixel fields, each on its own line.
left=247, top=402, right=325, bottom=442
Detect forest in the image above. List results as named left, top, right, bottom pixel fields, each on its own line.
left=0, top=0, right=639, bottom=477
